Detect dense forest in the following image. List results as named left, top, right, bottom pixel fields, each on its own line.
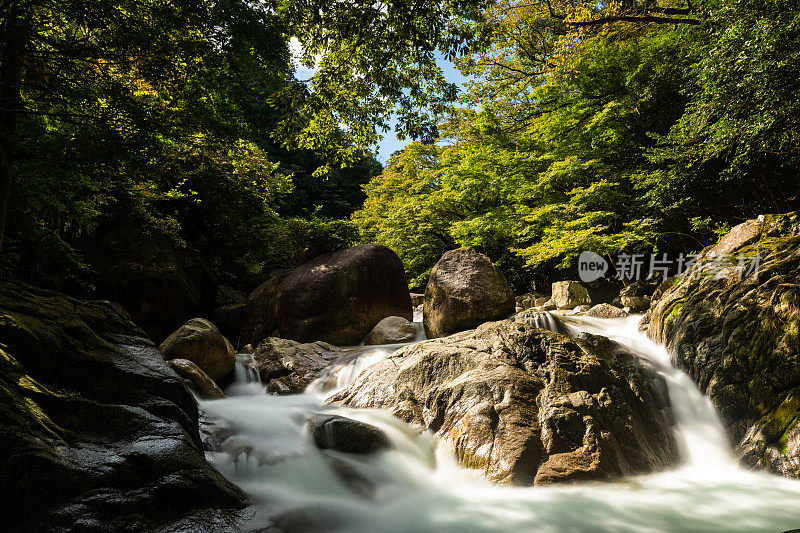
left=2, top=0, right=798, bottom=293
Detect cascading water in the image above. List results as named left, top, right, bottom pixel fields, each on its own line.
left=226, top=353, right=263, bottom=397
left=200, top=315, right=800, bottom=532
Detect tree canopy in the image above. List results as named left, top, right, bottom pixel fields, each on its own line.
left=0, top=0, right=490, bottom=283
left=2, top=0, right=797, bottom=292
left=354, top=0, right=800, bottom=288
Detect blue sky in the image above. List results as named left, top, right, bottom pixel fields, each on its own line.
left=375, top=57, right=471, bottom=162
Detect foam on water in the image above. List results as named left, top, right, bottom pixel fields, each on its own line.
left=200, top=314, right=800, bottom=532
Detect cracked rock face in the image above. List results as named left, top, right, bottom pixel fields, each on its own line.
left=329, top=319, right=678, bottom=485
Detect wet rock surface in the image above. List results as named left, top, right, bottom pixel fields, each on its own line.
left=309, top=414, right=392, bottom=454
left=0, top=282, right=246, bottom=531
left=168, top=358, right=226, bottom=399
left=331, top=319, right=678, bottom=485
left=253, top=337, right=343, bottom=394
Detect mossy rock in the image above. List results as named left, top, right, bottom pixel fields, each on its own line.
left=648, top=212, right=800, bottom=477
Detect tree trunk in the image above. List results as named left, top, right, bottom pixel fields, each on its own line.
left=0, top=11, right=26, bottom=261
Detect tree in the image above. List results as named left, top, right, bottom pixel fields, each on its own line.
left=0, top=0, right=492, bottom=265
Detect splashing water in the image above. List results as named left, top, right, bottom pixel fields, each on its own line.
left=200, top=315, right=800, bottom=532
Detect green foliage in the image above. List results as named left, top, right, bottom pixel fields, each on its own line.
left=356, top=0, right=800, bottom=286
left=1, top=0, right=488, bottom=284
left=353, top=143, right=454, bottom=288
left=644, top=0, right=800, bottom=224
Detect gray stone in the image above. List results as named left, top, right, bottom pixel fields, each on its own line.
left=168, top=358, right=225, bottom=399
left=423, top=248, right=515, bottom=338
left=309, top=414, right=391, bottom=454
left=331, top=319, right=678, bottom=485
left=364, top=316, right=417, bottom=345
left=551, top=281, right=591, bottom=309
left=159, top=318, right=236, bottom=380
left=586, top=303, right=628, bottom=318
left=254, top=337, right=342, bottom=394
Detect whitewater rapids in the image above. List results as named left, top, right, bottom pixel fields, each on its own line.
left=200, top=315, right=800, bottom=532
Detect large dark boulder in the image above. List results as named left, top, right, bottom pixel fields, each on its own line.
left=90, top=226, right=209, bottom=342
left=241, top=245, right=412, bottom=346
left=330, top=319, right=677, bottom=485
left=239, top=268, right=291, bottom=347
left=423, top=248, right=515, bottom=338
left=0, top=282, right=245, bottom=531
left=648, top=212, right=800, bottom=478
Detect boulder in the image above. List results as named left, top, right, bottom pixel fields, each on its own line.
left=168, top=359, right=225, bottom=399
left=572, top=305, right=591, bottom=314
left=331, top=320, right=677, bottom=485
left=241, top=245, right=412, bottom=346
left=90, top=226, right=204, bottom=342
left=648, top=213, right=800, bottom=478
left=253, top=337, right=342, bottom=394
left=364, top=316, right=417, bottom=345
left=535, top=296, right=551, bottom=307
left=709, top=218, right=762, bottom=255
left=584, top=280, right=623, bottom=305
left=159, top=318, right=235, bottom=380
left=215, top=284, right=247, bottom=308
left=551, top=281, right=591, bottom=309
left=309, top=414, right=391, bottom=454
left=0, top=281, right=245, bottom=530
left=410, top=293, right=425, bottom=307
left=586, top=303, right=628, bottom=319
left=423, top=248, right=515, bottom=338
left=239, top=268, right=291, bottom=347
left=516, top=292, right=546, bottom=311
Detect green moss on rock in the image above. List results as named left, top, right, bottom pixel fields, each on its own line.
left=647, top=212, right=800, bottom=477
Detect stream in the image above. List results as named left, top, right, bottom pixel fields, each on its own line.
left=200, top=315, right=800, bottom=532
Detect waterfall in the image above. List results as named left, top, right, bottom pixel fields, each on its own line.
left=558, top=314, right=732, bottom=470
left=226, top=353, right=263, bottom=397
left=199, top=314, right=800, bottom=532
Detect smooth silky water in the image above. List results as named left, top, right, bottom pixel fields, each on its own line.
left=200, top=315, right=800, bottom=532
